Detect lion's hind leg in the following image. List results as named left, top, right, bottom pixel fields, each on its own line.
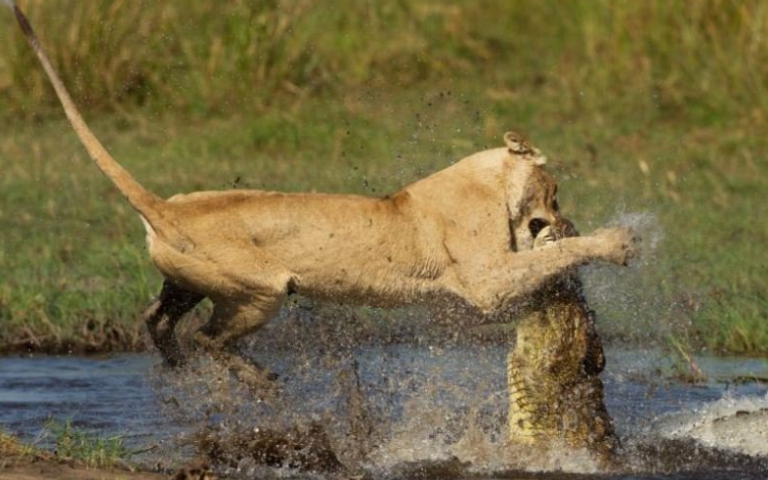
left=194, top=292, right=286, bottom=397
left=144, top=280, right=204, bottom=368
left=149, top=237, right=291, bottom=394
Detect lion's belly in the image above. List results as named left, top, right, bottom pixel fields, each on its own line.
left=264, top=233, right=448, bottom=307
left=295, top=268, right=431, bottom=307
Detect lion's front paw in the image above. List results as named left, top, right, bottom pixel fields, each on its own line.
left=593, top=228, right=640, bottom=266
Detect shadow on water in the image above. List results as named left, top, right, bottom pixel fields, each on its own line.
left=2, top=307, right=768, bottom=480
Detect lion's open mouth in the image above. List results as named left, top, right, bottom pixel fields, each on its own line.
left=528, top=218, right=550, bottom=239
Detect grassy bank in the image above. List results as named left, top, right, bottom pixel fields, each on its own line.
left=0, top=0, right=766, bottom=354
left=1, top=427, right=166, bottom=480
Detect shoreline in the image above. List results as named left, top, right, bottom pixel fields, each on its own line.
left=0, top=325, right=144, bottom=356
left=0, top=431, right=172, bottom=480
left=0, top=459, right=167, bottom=480
left=0, top=315, right=521, bottom=356
left=2, top=323, right=767, bottom=358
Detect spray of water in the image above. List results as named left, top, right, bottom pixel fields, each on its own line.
left=578, top=211, right=673, bottom=351
left=654, top=393, right=768, bottom=457
left=609, top=211, right=665, bottom=258
left=1, top=0, right=15, bottom=10
left=146, top=301, right=630, bottom=477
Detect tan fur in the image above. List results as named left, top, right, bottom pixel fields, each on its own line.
left=148, top=148, right=634, bottom=312
left=7, top=3, right=639, bottom=389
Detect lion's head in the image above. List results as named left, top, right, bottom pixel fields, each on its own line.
left=504, top=131, right=566, bottom=251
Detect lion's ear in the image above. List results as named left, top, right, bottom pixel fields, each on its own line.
left=504, top=131, right=532, bottom=154
left=504, top=131, right=547, bottom=166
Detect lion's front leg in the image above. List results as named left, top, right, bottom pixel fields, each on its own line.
left=454, top=228, right=638, bottom=314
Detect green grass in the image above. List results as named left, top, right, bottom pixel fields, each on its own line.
left=45, top=420, right=133, bottom=469
left=0, top=0, right=767, bottom=354
left=3, top=422, right=141, bottom=470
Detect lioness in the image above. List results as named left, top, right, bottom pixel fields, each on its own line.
left=5, top=2, right=637, bottom=388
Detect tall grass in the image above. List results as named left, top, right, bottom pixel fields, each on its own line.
left=509, top=1, right=768, bottom=118
left=1, top=0, right=319, bottom=113
left=1, top=0, right=766, bottom=121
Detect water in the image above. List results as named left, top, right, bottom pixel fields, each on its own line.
left=1, top=347, right=768, bottom=479
left=0, top=354, right=170, bottom=445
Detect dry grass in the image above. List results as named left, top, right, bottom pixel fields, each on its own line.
left=0, top=430, right=37, bottom=459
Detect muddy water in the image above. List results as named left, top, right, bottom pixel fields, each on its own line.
left=2, top=346, right=768, bottom=479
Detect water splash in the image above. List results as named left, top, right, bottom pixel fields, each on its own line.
left=143, top=304, right=768, bottom=478
left=609, top=211, right=665, bottom=255
left=580, top=211, right=673, bottom=347
left=654, top=393, right=768, bottom=457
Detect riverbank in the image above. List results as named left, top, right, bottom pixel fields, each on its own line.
left=0, top=460, right=167, bottom=480
left=0, top=430, right=170, bottom=480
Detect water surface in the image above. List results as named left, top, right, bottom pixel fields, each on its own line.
left=1, top=347, right=767, bottom=479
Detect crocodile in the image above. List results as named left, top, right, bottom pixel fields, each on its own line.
left=507, top=220, right=619, bottom=458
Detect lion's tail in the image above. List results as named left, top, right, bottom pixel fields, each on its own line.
left=4, top=1, right=173, bottom=237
